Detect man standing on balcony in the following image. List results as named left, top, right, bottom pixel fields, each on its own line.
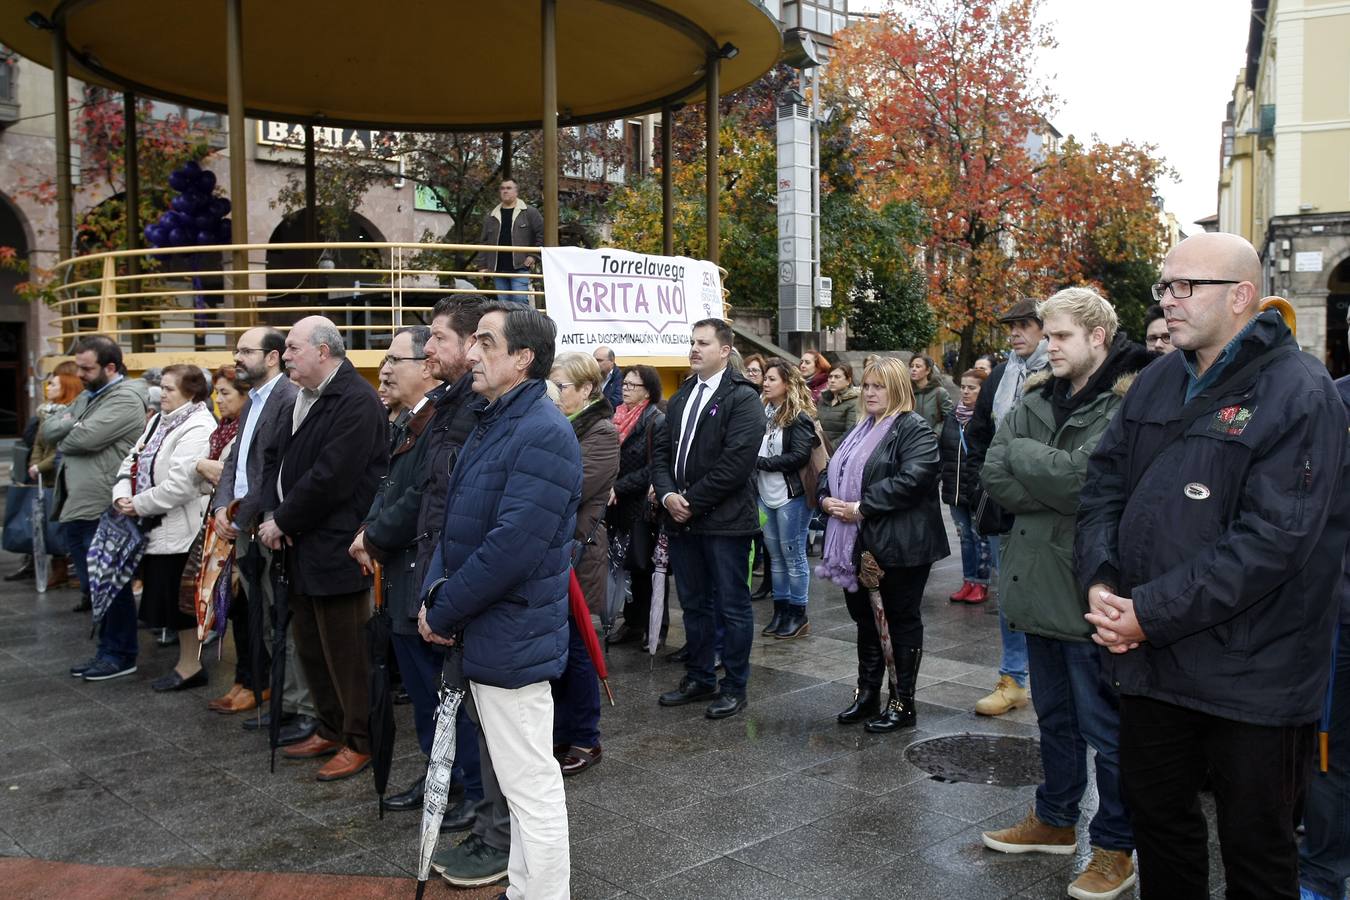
left=476, top=180, right=543, bottom=305
left=258, top=316, right=388, bottom=781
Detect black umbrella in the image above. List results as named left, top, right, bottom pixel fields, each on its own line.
left=234, top=519, right=270, bottom=717
left=365, top=562, right=396, bottom=819
left=267, top=545, right=292, bottom=773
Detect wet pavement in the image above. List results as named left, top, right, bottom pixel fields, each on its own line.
left=0, top=514, right=1227, bottom=898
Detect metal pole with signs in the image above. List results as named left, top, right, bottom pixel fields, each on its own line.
left=777, top=91, right=813, bottom=346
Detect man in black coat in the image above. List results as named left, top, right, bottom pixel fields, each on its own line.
left=211, top=326, right=318, bottom=742
left=259, top=316, right=388, bottom=782
left=1076, top=233, right=1348, bottom=897
left=652, top=318, right=764, bottom=719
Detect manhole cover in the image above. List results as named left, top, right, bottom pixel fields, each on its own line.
left=905, top=733, right=1043, bottom=787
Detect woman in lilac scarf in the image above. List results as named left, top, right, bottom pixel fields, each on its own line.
left=817, top=358, right=949, bottom=734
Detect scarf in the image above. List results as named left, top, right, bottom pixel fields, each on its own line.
left=613, top=399, right=648, bottom=444
left=208, top=416, right=239, bottom=461
left=815, top=413, right=899, bottom=591
left=953, top=402, right=974, bottom=426
left=991, top=338, right=1049, bottom=429
left=134, top=401, right=205, bottom=496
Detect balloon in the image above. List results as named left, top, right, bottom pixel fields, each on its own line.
left=216, top=219, right=233, bottom=240
left=165, top=210, right=187, bottom=229
left=168, top=171, right=189, bottom=191
left=144, top=225, right=159, bottom=245
left=168, top=228, right=187, bottom=246
left=208, top=198, right=230, bottom=219
left=158, top=212, right=174, bottom=228
left=196, top=229, right=216, bottom=245
left=170, top=195, right=191, bottom=213
left=193, top=214, right=213, bottom=231
left=183, top=160, right=201, bottom=174
left=197, top=170, right=216, bottom=191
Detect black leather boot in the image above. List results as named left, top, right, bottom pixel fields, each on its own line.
left=839, top=638, right=885, bottom=723
left=836, top=685, right=881, bottom=724
left=751, top=565, right=773, bottom=600
left=762, top=600, right=787, bottom=635
left=4, top=556, right=35, bottom=581
left=773, top=605, right=809, bottom=639
left=866, top=646, right=922, bottom=734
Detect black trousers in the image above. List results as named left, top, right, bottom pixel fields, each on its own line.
left=1119, top=694, right=1315, bottom=900
left=842, top=563, right=930, bottom=691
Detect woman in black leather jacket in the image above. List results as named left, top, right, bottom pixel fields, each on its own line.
left=755, top=358, right=819, bottom=639
left=817, top=357, right=949, bottom=733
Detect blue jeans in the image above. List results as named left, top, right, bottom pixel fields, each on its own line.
left=1026, top=634, right=1133, bottom=853
left=61, top=517, right=99, bottom=595
left=552, top=610, right=601, bottom=748
left=391, top=632, right=482, bottom=801
left=759, top=496, right=811, bottom=607
left=949, top=505, right=990, bottom=584
left=669, top=533, right=754, bottom=698
left=1301, top=623, right=1350, bottom=899
left=492, top=271, right=532, bottom=305
left=990, top=533, right=1028, bottom=686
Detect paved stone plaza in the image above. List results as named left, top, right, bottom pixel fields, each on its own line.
left=0, top=521, right=1226, bottom=898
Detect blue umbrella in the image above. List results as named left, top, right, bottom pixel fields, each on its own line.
left=87, top=509, right=147, bottom=631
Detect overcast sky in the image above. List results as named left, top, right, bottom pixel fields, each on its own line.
left=847, top=0, right=1254, bottom=234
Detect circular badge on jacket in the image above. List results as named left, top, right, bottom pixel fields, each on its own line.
left=1183, top=483, right=1211, bottom=500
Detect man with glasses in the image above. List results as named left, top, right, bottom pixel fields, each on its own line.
left=211, top=327, right=318, bottom=742
left=593, top=345, right=623, bottom=410
left=1076, top=232, right=1348, bottom=897
left=1142, top=304, right=1173, bottom=356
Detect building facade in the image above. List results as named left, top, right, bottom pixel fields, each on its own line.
left=1215, top=0, right=1350, bottom=377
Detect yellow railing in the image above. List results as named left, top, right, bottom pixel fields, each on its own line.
left=47, top=241, right=546, bottom=351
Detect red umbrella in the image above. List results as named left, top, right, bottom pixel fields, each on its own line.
left=569, top=569, right=614, bottom=706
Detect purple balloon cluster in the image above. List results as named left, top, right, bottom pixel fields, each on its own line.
left=143, top=160, right=232, bottom=249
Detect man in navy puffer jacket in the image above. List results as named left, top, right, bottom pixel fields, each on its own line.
left=419, top=302, right=581, bottom=900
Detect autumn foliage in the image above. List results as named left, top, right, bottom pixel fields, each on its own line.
left=828, top=0, right=1170, bottom=365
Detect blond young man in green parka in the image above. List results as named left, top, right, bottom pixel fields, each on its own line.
left=977, top=288, right=1152, bottom=900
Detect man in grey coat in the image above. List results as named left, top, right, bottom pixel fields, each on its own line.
left=210, top=326, right=318, bottom=744
left=51, top=336, right=149, bottom=678
left=476, top=180, right=544, bottom=305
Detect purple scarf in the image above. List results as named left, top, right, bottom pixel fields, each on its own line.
left=815, top=413, right=898, bottom=591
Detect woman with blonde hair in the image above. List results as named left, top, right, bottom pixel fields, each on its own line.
left=818, top=357, right=948, bottom=733
left=548, top=351, right=618, bottom=776
left=755, top=358, right=820, bottom=639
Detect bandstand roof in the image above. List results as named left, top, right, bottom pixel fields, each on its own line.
left=0, top=0, right=783, bottom=129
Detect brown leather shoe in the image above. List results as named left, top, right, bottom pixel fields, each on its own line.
left=208, top=684, right=245, bottom=713
left=559, top=745, right=602, bottom=777
left=219, top=687, right=269, bottom=715
left=281, top=733, right=341, bottom=760
left=316, top=747, right=371, bottom=781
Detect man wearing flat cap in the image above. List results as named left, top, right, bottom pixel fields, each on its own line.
left=964, top=297, right=1050, bottom=717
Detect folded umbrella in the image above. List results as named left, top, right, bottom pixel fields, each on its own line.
left=569, top=569, right=614, bottom=706
left=194, top=512, right=236, bottom=648
left=1320, top=626, right=1340, bottom=773
left=365, top=562, right=396, bottom=819
left=32, top=475, right=48, bottom=593
left=414, top=637, right=467, bottom=900
left=267, top=545, right=293, bottom=773
left=87, top=509, right=148, bottom=632
left=858, top=551, right=898, bottom=692
left=646, top=530, right=670, bottom=658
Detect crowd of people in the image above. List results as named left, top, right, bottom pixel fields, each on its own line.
left=9, top=230, right=1349, bottom=900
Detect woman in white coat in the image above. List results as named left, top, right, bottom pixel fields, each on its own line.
left=113, top=364, right=216, bottom=692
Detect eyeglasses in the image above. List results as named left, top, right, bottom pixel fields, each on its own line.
left=1150, top=279, right=1240, bottom=302
left=382, top=354, right=426, bottom=367
left=621, top=381, right=644, bottom=390
left=551, top=381, right=575, bottom=392
left=1146, top=333, right=1172, bottom=347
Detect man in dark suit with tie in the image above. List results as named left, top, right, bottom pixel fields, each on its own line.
left=652, top=318, right=763, bottom=719
left=211, top=327, right=318, bottom=741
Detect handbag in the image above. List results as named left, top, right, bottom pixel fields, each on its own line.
left=972, top=485, right=1015, bottom=536
left=799, top=419, right=832, bottom=509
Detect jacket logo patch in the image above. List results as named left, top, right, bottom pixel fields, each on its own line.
left=1208, top=404, right=1255, bottom=436
left=1184, top=482, right=1211, bottom=500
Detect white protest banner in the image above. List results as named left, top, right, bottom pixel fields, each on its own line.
left=542, top=247, right=724, bottom=357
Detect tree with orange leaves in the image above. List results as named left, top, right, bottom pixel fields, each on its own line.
left=828, top=0, right=1168, bottom=367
